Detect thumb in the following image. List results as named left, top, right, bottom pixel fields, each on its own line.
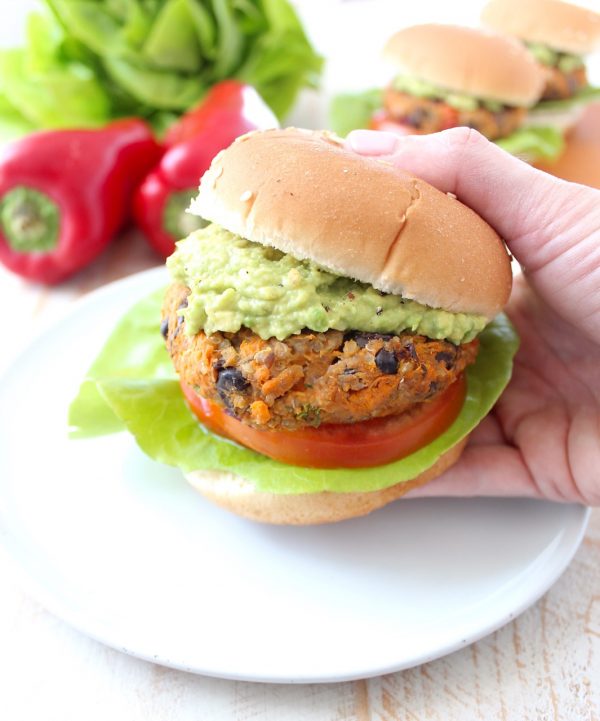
left=346, top=128, right=600, bottom=341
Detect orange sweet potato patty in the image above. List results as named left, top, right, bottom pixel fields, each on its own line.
left=162, top=283, right=478, bottom=431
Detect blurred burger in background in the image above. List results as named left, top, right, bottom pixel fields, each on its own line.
left=330, top=24, right=564, bottom=162
left=482, top=0, right=600, bottom=132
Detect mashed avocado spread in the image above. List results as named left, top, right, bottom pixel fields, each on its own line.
left=392, top=76, right=504, bottom=112
left=167, top=225, right=488, bottom=345
left=524, top=42, right=584, bottom=73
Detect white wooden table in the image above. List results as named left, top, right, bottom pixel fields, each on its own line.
left=1, top=2, right=599, bottom=718
left=0, top=232, right=598, bottom=721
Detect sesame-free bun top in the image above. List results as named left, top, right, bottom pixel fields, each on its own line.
left=191, top=128, right=512, bottom=320
left=383, top=24, right=545, bottom=107
left=482, top=0, right=600, bottom=55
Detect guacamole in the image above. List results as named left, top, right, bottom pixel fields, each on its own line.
left=392, top=75, right=504, bottom=112
left=525, top=42, right=584, bottom=73
left=167, top=225, right=488, bottom=345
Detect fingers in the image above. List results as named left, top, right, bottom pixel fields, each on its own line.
left=346, top=128, right=600, bottom=342
left=405, top=445, right=543, bottom=500
left=405, top=441, right=597, bottom=505
left=461, top=414, right=506, bottom=446
left=345, top=128, right=592, bottom=243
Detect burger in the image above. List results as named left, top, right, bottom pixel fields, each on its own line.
left=330, top=24, right=564, bottom=162
left=482, top=0, right=600, bottom=132
left=154, top=127, right=514, bottom=522
left=69, top=128, right=518, bottom=525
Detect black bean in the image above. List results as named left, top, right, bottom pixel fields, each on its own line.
left=428, top=381, right=440, bottom=397
left=160, top=318, right=169, bottom=339
left=346, top=331, right=394, bottom=348
left=435, top=350, right=455, bottom=369
left=216, top=368, right=249, bottom=397
left=176, top=297, right=188, bottom=327
left=567, top=74, right=580, bottom=94
left=405, top=108, right=431, bottom=128
left=399, top=340, right=418, bottom=361
left=375, top=349, right=398, bottom=375
left=493, top=110, right=508, bottom=132
left=544, top=87, right=562, bottom=100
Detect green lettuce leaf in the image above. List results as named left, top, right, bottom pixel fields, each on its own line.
left=0, top=11, right=111, bottom=130
left=0, top=1, right=321, bottom=132
left=494, top=126, right=564, bottom=161
left=0, top=92, right=35, bottom=143
left=328, top=89, right=382, bottom=136
left=43, top=0, right=321, bottom=122
left=533, top=85, right=600, bottom=112
left=235, top=0, right=323, bottom=118
left=69, top=288, right=519, bottom=495
left=68, top=289, right=176, bottom=438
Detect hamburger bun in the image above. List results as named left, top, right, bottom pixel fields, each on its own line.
left=185, top=439, right=468, bottom=525
left=482, top=0, right=600, bottom=55
left=191, top=128, right=512, bottom=319
left=382, top=24, right=545, bottom=108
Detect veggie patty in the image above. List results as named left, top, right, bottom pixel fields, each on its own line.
left=162, top=283, right=479, bottom=431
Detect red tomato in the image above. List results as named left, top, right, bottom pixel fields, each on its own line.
left=437, top=104, right=460, bottom=130
left=369, top=111, right=418, bottom=136
left=369, top=107, right=459, bottom=135
left=181, top=377, right=466, bottom=469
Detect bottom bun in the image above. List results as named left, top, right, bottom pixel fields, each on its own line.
left=184, top=437, right=468, bottom=525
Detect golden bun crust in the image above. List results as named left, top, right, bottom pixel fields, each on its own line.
left=383, top=24, right=545, bottom=107
left=192, top=128, right=512, bottom=320
left=185, top=438, right=468, bottom=525
left=482, top=0, right=600, bottom=55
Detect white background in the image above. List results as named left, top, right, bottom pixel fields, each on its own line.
left=0, top=2, right=599, bottom=720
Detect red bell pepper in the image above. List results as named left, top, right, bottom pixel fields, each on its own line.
left=0, top=119, right=162, bottom=284
left=134, top=81, right=278, bottom=258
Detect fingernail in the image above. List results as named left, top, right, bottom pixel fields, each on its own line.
left=347, top=129, right=399, bottom=156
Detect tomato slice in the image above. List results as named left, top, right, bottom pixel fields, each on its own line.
left=181, top=377, right=466, bottom=469
left=369, top=111, right=418, bottom=136
left=369, top=108, right=459, bottom=134
left=437, top=104, right=460, bottom=131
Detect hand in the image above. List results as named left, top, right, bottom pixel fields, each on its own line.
left=347, top=128, right=600, bottom=505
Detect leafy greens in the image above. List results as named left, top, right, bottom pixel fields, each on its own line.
left=0, top=0, right=322, bottom=140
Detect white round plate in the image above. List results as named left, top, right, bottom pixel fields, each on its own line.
left=0, top=268, right=589, bottom=683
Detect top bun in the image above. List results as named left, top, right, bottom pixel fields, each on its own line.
left=384, top=24, right=545, bottom=107
left=482, top=0, right=600, bottom=55
left=191, top=128, right=512, bottom=320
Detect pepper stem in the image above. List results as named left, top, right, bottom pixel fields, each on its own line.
left=163, top=189, right=208, bottom=240
left=0, top=186, right=60, bottom=253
